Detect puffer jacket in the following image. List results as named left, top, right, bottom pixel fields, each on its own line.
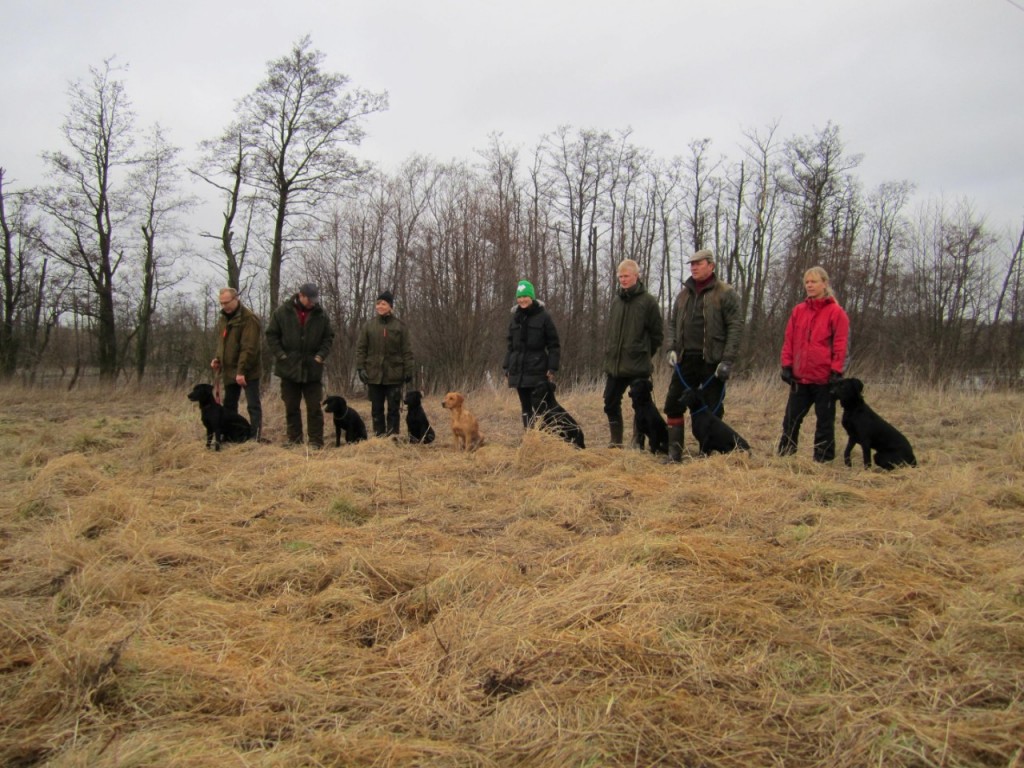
left=667, top=275, right=744, bottom=365
left=604, top=280, right=664, bottom=378
left=780, top=295, right=849, bottom=385
left=265, top=295, right=335, bottom=383
left=356, top=312, right=414, bottom=385
left=504, top=300, right=560, bottom=388
left=215, top=303, right=263, bottom=383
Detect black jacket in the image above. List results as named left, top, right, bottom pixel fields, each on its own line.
left=504, top=300, right=560, bottom=389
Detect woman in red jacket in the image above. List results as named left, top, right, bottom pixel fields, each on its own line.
left=778, top=266, right=850, bottom=462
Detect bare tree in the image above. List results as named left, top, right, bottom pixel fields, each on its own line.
left=37, top=59, right=135, bottom=381
left=780, top=122, right=862, bottom=307
left=191, top=122, right=260, bottom=290
left=237, top=35, right=388, bottom=309
left=129, top=124, right=195, bottom=381
left=0, top=168, right=32, bottom=378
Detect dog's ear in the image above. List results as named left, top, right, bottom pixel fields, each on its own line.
left=853, top=379, right=864, bottom=395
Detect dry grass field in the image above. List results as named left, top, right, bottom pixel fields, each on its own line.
left=1, top=376, right=1022, bottom=767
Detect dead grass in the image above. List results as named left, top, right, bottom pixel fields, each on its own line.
left=0, top=377, right=1022, bottom=767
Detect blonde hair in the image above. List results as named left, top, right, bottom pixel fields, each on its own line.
left=617, top=259, right=640, bottom=276
left=804, top=266, right=834, bottom=298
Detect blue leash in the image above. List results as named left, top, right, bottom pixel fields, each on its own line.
left=672, top=363, right=725, bottom=416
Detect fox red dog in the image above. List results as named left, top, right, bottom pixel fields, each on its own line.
left=441, top=392, right=484, bottom=451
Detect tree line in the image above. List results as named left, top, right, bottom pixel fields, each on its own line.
left=2, top=37, right=1022, bottom=391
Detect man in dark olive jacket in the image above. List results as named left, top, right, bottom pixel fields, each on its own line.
left=265, top=283, right=335, bottom=448
left=211, top=287, right=263, bottom=439
left=663, top=249, right=744, bottom=462
left=603, top=259, right=664, bottom=448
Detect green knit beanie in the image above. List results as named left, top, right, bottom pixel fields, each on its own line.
left=516, top=280, right=535, bottom=300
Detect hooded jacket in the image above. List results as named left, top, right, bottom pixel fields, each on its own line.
left=265, top=294, right=335, bottom=383
left=504, top=300, right=560, bottom=389
left=215, top=302, right=263, bottom=383
left=604, top=279, right=664, bottom=378
left=780, top=295, right=849, bottom=385
left=667, top=274, right=743, bottom=365
left=356, top=312, right=414, bottom=385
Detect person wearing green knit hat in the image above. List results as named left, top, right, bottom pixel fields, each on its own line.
left=504, top=279, right=560, bottom=430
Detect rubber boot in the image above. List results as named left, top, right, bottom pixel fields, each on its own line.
left=372, top=416, right=386, bottom=438
left=607, top=421, right=624, bottom=448
left=521, top=412, right=531, bottom=429
left=663, top=425, right=684, bottom=464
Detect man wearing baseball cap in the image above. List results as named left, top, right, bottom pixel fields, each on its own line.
left=265, top=282, right=335, bottom=448
left=663, top=250, right=744, bottom=462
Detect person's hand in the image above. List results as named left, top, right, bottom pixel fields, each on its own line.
left=780, top=366, right=794, bottom=385
left=235, top=374, right=247, bottom=387
left=666, top=350, right=678, bottom=367
left=357, top=368, right=368, bottom=384
left=829, top=371, right=843, bottom=385
left=211, top=358, right=221, bottom=370
left=404, top=375, right=412, bottom=383
left=715, top=361, right=732, bottom=381
left=546, top=370, right=555, bottom=382
left=313, top=355, right=323, bottom=365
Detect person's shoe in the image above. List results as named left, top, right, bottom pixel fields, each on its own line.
left=663, top=425, right=684, bottom=464
left=607, top=421, right=624, bottom=448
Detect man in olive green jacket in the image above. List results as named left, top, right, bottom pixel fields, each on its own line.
left=662, top=249, right=744, bottom=462
left=211, top=287, right=263, bottom=439
left=265, top=283, right=335, bottom=448
left=603, top=259, right=664, bottom=448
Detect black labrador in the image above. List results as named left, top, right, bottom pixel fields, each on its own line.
left=679, top=388, right=750, bottom=455
left=187, top=383, right=251, bottom=451
left=529, top=381, right=585, bottom=449
left=627, top=378, right=669, bottom=455
left=403, top=390, right=436, bottom=444
left=322, top=396, right=369, bottom=447
left=830, top=377, right=917, bottom=469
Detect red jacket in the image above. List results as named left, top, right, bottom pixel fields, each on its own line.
left=780, top=296, right=849, bottom=385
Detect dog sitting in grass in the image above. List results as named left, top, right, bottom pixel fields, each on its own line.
left=187, top=383, right=251, bottom=451
left=441, top=391, right=484, bottom=451
left=830, top=377, right=917, bottom=469
left=322, top=395, right=368, bottom=447
left=627, top=378, right=668, bottom=455
left=403, top=390, right=436, bottom=444
left=529, top=381, right=585, bottom=449
left=679, top=388, right=750, bottom=456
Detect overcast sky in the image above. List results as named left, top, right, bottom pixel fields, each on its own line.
left=4, top=0, right=1023, bottom=236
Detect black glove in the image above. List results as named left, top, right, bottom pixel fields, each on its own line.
left=715, top=361, right=732, bottom=381
left=404, top=375, right=412, bottom=383
left=357, top=368, right=368, bottom=384
left=780, top=366, right=794, bottom=385
left=829, top=372, right=843, bottom=385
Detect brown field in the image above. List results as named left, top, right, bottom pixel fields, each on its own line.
left=1, top=376, right=1022, bottom=767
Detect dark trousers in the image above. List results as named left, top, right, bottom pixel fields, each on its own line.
left=778, top=383, right=836, bottom=462
left=280, top=379, right=324, bottom=446
left=222, top=379, right=262, bottom=438
left=516, top=387, right=535, bottom=428
left=367, top=383, right=402, bottom=436
left=602, top=375, right=634, bottom=426
left=664, top=354, right=724, bottom=420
